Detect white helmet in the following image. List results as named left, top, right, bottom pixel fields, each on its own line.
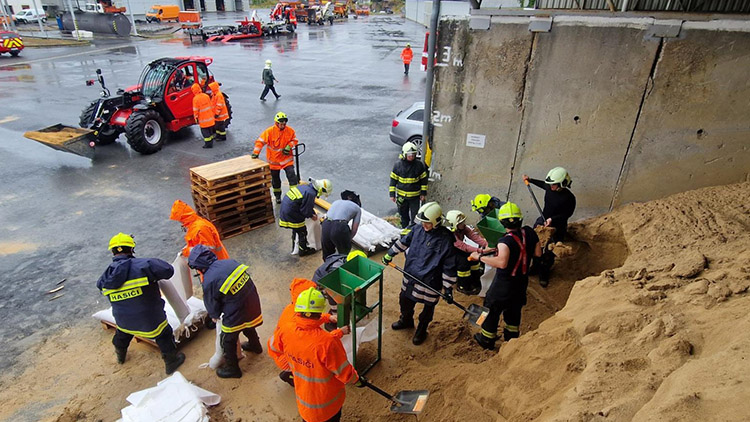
left=415, top=201, right=442, bottom=226
left=545, top=167, right=572, bottom=188
left=311, top=178, right=332, bottom=197
left=401, top=141, right=418, bottom=157
left=445, top=210, right=466, bottom=232
left=265, top=59, right=272, bottom=66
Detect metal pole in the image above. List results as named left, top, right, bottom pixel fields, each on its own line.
left=3, top=0, right=18, bottom=32
left=65, top=0, right=80, bottom=40
left=421, top=0, right=440, bottom=167
left=31, top=0, right=46, bottom=37
left=125, top=0, right=138, bottom=36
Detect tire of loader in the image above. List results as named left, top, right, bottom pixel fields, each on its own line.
left=80, top=101, right=119, bottom=145
left=223, top=94, right=232, bottom=128
left=125, top=109, right=167, bottom=154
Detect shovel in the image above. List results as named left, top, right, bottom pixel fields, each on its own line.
left=524, top=179, right=545, bottom=220
left=361, top=377, right=430, bottom=415
left=387, top=263, right=490, bottom=326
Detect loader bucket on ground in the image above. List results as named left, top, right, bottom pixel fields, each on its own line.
left=24, top=124, right=96, bottom=159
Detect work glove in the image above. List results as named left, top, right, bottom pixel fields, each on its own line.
left=251, top=153, right=259, bottom=159
left=381, top=254, right=393, bottom=265
left=443, top=287, right=454, bottom=304
left=279, top=370, right=294, bottom=387
left=355, top=376, right=368, bottom=388
left=283, top=145, right=292, bottom=155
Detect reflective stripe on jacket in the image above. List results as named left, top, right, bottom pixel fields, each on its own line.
left=96, top=255, right=175, bottom=338
left=253, top=124, right=298, bottom=170
left=401, top=47, right=413, bottom=64
left=279, top=184, right=317, bottom=228
left=192, top=92, right=215, bottom=128
left=269, top=314, right=358, bottom=422
left=170, top=200, right=229, bottom=260
left=201, top=259, right=263, bottom=332
left=209, top=82, right=230, bottom=121
left=389, top=158, right=428, bottom=198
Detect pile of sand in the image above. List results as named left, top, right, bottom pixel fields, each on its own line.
left=1, top=182, right=748, bottom=421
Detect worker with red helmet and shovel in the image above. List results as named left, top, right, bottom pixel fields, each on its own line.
left=470, top=202, right=542, bottom=350
left=382, top=201, right=458, bottom=345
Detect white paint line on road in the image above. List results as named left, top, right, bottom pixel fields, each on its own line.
left=1, top=44, right=138, bottom=67
left=0, top=116, right=20, bottom=124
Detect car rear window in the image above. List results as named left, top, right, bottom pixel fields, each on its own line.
left=407, top=109, right=424, bottom=121
left=1, top=33, right=17, bottom=39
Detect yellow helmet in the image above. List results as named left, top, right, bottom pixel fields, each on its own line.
left=347, top=250, right=367, bottom=261
left=497, top=202, right=523, bottom=228
left=294, top=287, right=327, bottom=314
left=274, top=112, right=288, bottom=123
left=415, top=201, right=442, bottom=225
left=108, top=233, right=135, bottom=252
left=445, top=210, right=466, bottom=232
left=471, top=194, right=492, bottom=213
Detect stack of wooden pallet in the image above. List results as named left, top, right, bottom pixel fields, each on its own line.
left=190, top=156, right=275, bottom=239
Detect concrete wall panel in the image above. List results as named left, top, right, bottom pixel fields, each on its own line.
left=612, top=29, right=750, bottom=207
left=508, top=24, right=660, bottom=220
left=430, top=20, right=532, bottom=223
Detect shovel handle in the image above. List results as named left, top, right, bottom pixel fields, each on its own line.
left=387, top=262, right=469, bottom=312
left=467, top=250, right=496, bottom=262
left=525, top=181, right=545, bottom=220
left=363, top=380, right=400, bottom=405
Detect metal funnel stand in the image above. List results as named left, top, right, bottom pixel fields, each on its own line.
left=387, top=263, right=490, bottom=326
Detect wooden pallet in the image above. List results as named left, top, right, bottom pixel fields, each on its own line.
left=191, top=181, right=272, bottom=206
left=193, top=193, right=271, bottom=217
left=190, top=169, right=270, bottom=195
left=197, top=201, right=274, bottom=222
left=190, top=156, right=270, bottom=189
left=219, top=216, right=276, bottom=239
left=100, top=319, right=206, bottom=350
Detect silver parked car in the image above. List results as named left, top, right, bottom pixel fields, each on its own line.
left=389, top=101, right=424, bottom=147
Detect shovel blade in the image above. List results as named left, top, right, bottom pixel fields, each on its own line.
left=464, top=303, right=490, bottom=326
left=389, top=390, right=430, bottom=415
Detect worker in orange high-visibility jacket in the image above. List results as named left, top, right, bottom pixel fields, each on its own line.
left=191, top=83, right=215, bottom=149
left=170, top=199, right=229, bottom=260
left=267, top=278, right=340, bottom=387
left=208, top=81, right=230, bottom=142
left=269, top=287, right=364, bottom=422
left=400, top=43, right=413, bottom=75
left=252, top=112, right=299, bottom=203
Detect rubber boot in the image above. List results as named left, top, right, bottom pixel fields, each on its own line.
left=412, top=322, right=429, bottom=345
left=202, top=140, right=214, bottom=149
left=298, top=246, right=316, bottom=257
left=115, top=347, right=127, bottom=364
left=473, top=333, right=496, bottom=350
left=241, top=337, right=263, bottom=355
left=503, top=328, right=520, bottom=342
left=391, top=317, right=414, bottom=331
left=162, top=351, right=186, bottom=375
left=217, top=352, right=242, bottom=378
left=275, top=195, right=282, bottom=204
left=467, top=271, right=483, bottom=296
left=279, top=370, right=294, bottom=387
left=456, top=276, right=472, bottom=295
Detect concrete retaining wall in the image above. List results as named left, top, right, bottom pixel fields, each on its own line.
left=429, top=15, right=750, bottom=224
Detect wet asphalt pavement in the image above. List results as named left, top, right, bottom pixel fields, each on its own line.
left=0, top=14, right=426, bottom=372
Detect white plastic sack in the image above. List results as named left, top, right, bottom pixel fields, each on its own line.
left=292, top=215, right=323, bottom=255
left=350, top=209, right=401, bottom=252
left=341, top=317, right=380, bottom=364
left=119, top=371, right=220, bottom=422
left=480, top=266, right=496, bottom=298
left=170, top=254, right=194, bottom=301
left=159, top=279, right=190, bottom=323
left=206, top=320, right=224, bottom=370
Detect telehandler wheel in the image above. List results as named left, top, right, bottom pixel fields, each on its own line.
left=125, top=109, right=167, bottom=154
left=223, top=94, right=233, bottom=128
left=79, top=101, right=119, bottom=145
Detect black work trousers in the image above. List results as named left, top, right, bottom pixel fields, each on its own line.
left=220, top=327, right=259, bottom=364
left=480, top=298, right=522, bottom=340
left=200, top=126, right=215, bottom=142
left=261, top=84, right=280, bottom=100
left=403, top=63, right=410, bottom=74
left=113, top=325, right=177, bottom=355
left=399, top=290, right=435, bottom=325
left=321, top=219, right=351, bottom=260
left=293, top=225, right=310, bottom=249
left=215, top=119, right=227, bottom=140
left=271, top=166, right=299, bottom=199
left=397, top=196, right=420, bottom=229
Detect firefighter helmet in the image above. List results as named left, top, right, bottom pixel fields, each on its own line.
left=545, top=167, right=572, bottom=188
left=445, top=210, right=466, bottom=232
left=109, top=233, right=135, bottom=252
left=347, top=250, right=367, bottom=261
left=295, top=287, right=327, bottom=314
left=265, top=59, right=272, bottom=66
left=274, top=112, right=288, bottom=123
left=497, top=202, right=523, bottom=229
left=402, top=141, right=418, bottom=157
left=312, top=178, right=333, bottom=197
left=471, top=194, right=492, bottom=213
left=415, top=201, right=442, bottom=226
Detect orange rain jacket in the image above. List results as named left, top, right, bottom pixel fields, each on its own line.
left=169, top=199, right=229, bottom=260
left=268, top=278, right=336, bottom=370
left=400, top=47, right=413, bottom=64
left=208, top=82, right=229, bottom=122
left=253, top=123, right=299, bottom=170
left=269, top=314, right=359, bottom=422
left=191, top=84, right=215, bottom=129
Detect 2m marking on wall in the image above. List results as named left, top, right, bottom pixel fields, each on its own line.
left=432, top=110, right=452, bottom=127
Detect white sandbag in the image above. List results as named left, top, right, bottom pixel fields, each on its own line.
left=292, top=215, right=322, bottom=255
left=479, top=266, right=496, bottom=298
left=341, top=317, right=380, bottom=365
left=169, top=253, right=193, bottom=301
left=206, top=321, right=224, bottom=370
left=159, top=279, right=190, bottom=323
left=351, top=209, right=401, bottom=252
left=119, top=371, right=220, bottom=422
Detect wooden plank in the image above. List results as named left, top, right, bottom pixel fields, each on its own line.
left=198, top=200, right=274, bottom=220
left=190, top=156, right=269, bottom=183
left=219, top=217, right=276, bottom=239
left=213, top=209, right=276, bottom=229
left=191, top=176, right=271, bottom=198
left=191, top=184, right=272, bottom=206
left=190, top=166, right=270, bottom=191
left=194, top=192, right=270, bottom=214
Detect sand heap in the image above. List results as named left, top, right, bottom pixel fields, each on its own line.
left=345, top=182, right=750, bottom=421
